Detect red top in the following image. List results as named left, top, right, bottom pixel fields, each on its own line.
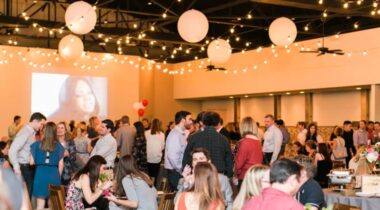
left=235, top=136, right=263, bottom=180
left=242, top=187, right=304, bottom=210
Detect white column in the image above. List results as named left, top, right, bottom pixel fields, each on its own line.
left=369, top=84, right=380, bottom=121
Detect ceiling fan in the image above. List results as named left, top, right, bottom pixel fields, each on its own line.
left=300, top=21, right=344, bottom=56
left=206, top=64, right=226, bottom=71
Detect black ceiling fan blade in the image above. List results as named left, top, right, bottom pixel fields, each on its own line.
left=328, top=49, right=343, bottom=52
left=334, top=52, right=345, bottom=55
left=300, top=50, right=319, bottom=53
left=217, top=68, right=226, bottom=71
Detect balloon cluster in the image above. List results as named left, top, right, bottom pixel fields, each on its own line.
left=133, top=99, right=149, bottom=117
left=59, top=1, right=97, bottom=61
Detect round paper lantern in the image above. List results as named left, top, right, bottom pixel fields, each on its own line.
left=268, top=17, right=297, bottom=47
left=58, top=34, right=84, bottom=61
left=133, top=102, right=145, bottom=110
left=177, top=9, right=209, bottom=43
left=207, top=39, right=232, bottom=64
left=65, top=1, right=97, bottom=35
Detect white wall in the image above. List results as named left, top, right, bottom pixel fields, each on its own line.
left=201, top=100, right=234, bottom=123
left=281, top=94, right=305, bottom=126
left=241, top=96, right=274, bottom=125
left=313, top=91, right=361, bottom=125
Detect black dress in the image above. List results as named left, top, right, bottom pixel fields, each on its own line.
left=315, top=156, right=332, bottom=188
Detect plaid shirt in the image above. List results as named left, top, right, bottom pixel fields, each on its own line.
left=182, top=126, right=233, bottom=177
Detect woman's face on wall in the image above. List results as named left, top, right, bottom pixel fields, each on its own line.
left=75, top=80, right=96, bottom=113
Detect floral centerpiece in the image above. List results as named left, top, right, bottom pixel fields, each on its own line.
left=354, top=143, right=380, bottom=175
left=363, top=143, right=380, bottom=166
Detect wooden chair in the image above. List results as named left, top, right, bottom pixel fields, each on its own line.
left=48, top=185, right=65, bottom=210
left=159, top=177, right=171, bottom=192
left=158, top=192, right=176, bottom=210
left=333, top=203, right=361, bottom=210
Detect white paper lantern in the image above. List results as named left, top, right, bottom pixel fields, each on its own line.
left=268, top=17, right=297, bottom=47
left=58, top=34, right=84, bottom=61
left=132, top=102, right=145, bottom=110
left=178, top=9, right=209, bottom=43
left=207, top=39, right=232, bottom=64
left=65, top=1, right=97, bottom=35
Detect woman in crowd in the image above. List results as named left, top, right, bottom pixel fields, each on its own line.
left=58, top=121, right=77, bottom=185
left=65, top=155, right=113, bottom=210
left=88, top=116, right=100, bottom=149
left=353, top=120, right=368, bottom=149
left=175, top=162, right=224, bottom=210
left=132, top=122, right=148, bottom=173
left=165, top=121, right=175, bottom=139
left=234, top=117, right=263, bottom=189
left=0, top=141, right=10, bottom=168
left=305, top=140, right=317, bottom=160
left=145, top=118, right=165, bottom=183
left=306, top=123, right=323, bottom=143
left=331, top=126, right=347, bottom=164
left=107, top=155, right=157, bottom=210
left=232, top=165, right=270, bottom=210
left=73, top=122, right=91, bottom=171
left=283, top=143, right=298, bottom=159
left=293, top=141, right=307, bottom=156
left=31, top=122, right=64, bottom=209
left=314, top=143, right=332, bottom=188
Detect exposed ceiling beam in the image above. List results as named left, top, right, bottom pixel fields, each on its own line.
left=203, top=0, right=251, bottom=14
left=249, top=0, right=380, bottom=19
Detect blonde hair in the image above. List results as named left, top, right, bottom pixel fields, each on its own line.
left=232, top=165, right=270, bottom=210
left=283, top=143, right=298, bottom=159
left=72, top=123, right=87, bottom=139
left=240, top=117, right=258, bottom=137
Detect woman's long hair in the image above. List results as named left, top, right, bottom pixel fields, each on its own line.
left=150, top=119, right=163, bottom=135
left=134, top=121, right=145, bottom=137
left=192, top=162, right=223, bottom=210
left=306, top=123, right=318, bottom=141
left=72, top=155, right=106, bottom=192
left=317, top=143, right=331, bottom=162
left=232, top=165, right=270, bottom=210
left=114, top=155, right=153, bottom=196
left=41, top=122, right=58, bottom=152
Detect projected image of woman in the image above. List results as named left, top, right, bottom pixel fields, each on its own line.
left=50, top=76, right=100, bottom=121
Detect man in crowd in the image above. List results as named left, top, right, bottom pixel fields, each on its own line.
left=294, top=155, right=326, bottom=210
left=217, top=118, right=230, bottom=140
left=263, top=114, right=283, bottom=165
left=164, top=111, right=192, bottom=190
left=275, top=119, right=290, bottom=155
left=296, top=121, right=307, bottom=145
left=8, top=115, right=22, bottom=142
left=179, top=147, right=233, bottom=210
left=9, top=112, right=46, bottom=198
left=242, top=158, right=304, bottom=210
left=182, top=111, right=233, bottom=177
left=354, top=120, right=368, bottom=149
left=91, top=119, right=117, bottom=168
left=372, top=121, right=380, bottom=144
left=115, top=115, right=136, bottom=157
left=342, top=120, right=355, bottom=167
left=367, top=121, right=374, bottom=140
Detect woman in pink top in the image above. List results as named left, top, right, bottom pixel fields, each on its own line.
left=235, top=117, right=263, bottom=187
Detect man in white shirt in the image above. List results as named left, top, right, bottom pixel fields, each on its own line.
left=296, top=122, right=308, bottom=145
left=9, top=112, right=46, bottom=198
left=262, top=114, right=283, bottom=165
left=164, top=110, right=192, bottom=190
left=91, top=119, right=117, bottom=168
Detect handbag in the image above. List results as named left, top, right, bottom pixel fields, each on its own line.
left=332, top=138, right=348, bottom=159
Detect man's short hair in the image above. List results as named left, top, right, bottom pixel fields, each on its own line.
left=195, top=111, right=206, bottom=123
left=102, top=119, right=115, bottom=132
left=375, top=121, right=380, bottom=125
left=343, top=120, right=352, bottom=125
left=202, top=112, right=221, bottom=126
left=270, top=158, right=302, bottom=184
left=121, top=115, right=130, bottom=124
left=175, top=111, right=191, bottom=125
left=297, top=121, right=306, bottom=127
left=264, top=114, right=274, bottom=120
left=191, top=147, right=210, bottom=160
left=368, top=121, right=374, bottom=125
left=276, top=119, right=284, bottom=126
left=29, top=112, right=46, bottom=122
left=293, top=155, right=315, bottom=179
left=13, top=115, right=21, bottom=122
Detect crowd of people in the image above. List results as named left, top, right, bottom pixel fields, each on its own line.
left=0, top=111, right=379, bottom=210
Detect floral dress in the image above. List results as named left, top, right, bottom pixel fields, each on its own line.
left=133, top=135, right=148, bottom=173
left=65, top=181, right=84, bottom=210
